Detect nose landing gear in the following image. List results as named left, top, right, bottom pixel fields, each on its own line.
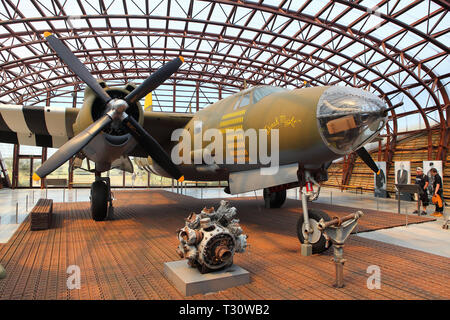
left=297, top=171, right=330, bottom=255
left=90, top=174, right=113, bottom=221
left=296, top=208, right=330, bottom=254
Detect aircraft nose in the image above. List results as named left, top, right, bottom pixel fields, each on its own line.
left=316, top=86, right=387, bottom=155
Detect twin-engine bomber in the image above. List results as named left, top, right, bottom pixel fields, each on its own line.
left=0, top=33, right=391, bottom=253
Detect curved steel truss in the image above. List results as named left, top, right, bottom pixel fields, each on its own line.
left=0, top=0, right=449, bottom=158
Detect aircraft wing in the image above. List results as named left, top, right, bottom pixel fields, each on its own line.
left=129, top=111, right=193, bottom=157
left=0, top=104, right=79, bottom=148
left=0, top=104, right=193, bottom=155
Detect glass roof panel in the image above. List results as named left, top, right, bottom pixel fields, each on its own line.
left=0, top=0, right=446, bottom=138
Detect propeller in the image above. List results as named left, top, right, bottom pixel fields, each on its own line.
left=33, top=33, right=185, bottom=182
left=44, top=32, right=112, bottom=104
left=356, top=147, right=380, bottom=175
left=354, top=101, right=404, bottom=175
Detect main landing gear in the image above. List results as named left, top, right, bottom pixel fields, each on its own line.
left=90, top=173, right=113, bottom=221
left=263, top=188, right=287, bottom=208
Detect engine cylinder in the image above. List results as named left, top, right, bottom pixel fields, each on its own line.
left=177, top=200, right=247, bottom=274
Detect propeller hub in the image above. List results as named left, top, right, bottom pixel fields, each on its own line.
left=107, top=98, right=129, bottom=119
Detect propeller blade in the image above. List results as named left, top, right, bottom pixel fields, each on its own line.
left=356, top=147, right=380, bottom=174
left=125, top=56, right=184, bottom=104
left=383, top=101, right=404, bottom=115
left=122, top=115, right=184, bottom=182
left=33, top=114, right=112, bottom=180
left=44, top=32, right=111, bottom=104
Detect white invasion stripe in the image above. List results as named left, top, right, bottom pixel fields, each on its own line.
left=52, top=136, right=68, bottom=148
left=17, top=132, right=36, bottom=145
left=0, top=104, right=32, bottom=135
left=44, top=106, right=67, bottom=137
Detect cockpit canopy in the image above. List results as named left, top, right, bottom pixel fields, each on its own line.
left=252, top=86, right=287, bottom=103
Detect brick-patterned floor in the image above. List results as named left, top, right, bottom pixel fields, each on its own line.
left=0, top=190, right=448, bottom=300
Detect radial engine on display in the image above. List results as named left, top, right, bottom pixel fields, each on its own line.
left=176, top=200, right=248, bottom=274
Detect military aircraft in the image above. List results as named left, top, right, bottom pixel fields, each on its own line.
left=0, top=33, right=389, bottom=253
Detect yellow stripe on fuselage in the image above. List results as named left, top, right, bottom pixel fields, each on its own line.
left=220, top=125, right=243, bottom=133
left=226, top=133, right=244, bottom=140
left=227, top=142, right=245, bottom=149
left=228, top=149, right=248, bottom=156
left=219, top=117, right=244, bottom=128
left=221, top=109, right=247, bottom=120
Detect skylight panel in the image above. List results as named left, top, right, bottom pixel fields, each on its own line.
left=262, top=0, right=280, bottom=7
left=240, top=29, right=258, bottom=40
left=89, top=17, right=107, bottom=29
left=305, top=67, right=322, bottom=78
left=128, top=18, right=147, bottom=29
left=188, top=22, right=205, bottom=32
left=224, top=26, right=240, bottom=38
left=281, top=0, right=308, bottom=12
left=282, top=20, right=300, bottom=37
left=79, top=0, right=102, bottom=15
left=301, top=0, right=328, bottom=16
left=210, top=3, right=233, bottom=23
left=339, top=42, right=364, bottom=57
left=169, top=20, right=185, bottom=30
left=319, top=2, right=349, bottom=22
left=327, top=54, right=346, bottom=65
left=232, top=7, right=253, bottom=26
left=395, top=2, right=430, bottom=26
left=167, top=36, right=182, bottom=50
left=271, top=36, right=287, bottom=47
left=205, top=23, right=222, bottom=34
left=310, top=31, right=332, bottom=47
left=369, top=22, right=403, bottom=40
left=125, top=1, right=147, bottom=15
left=28, top=20, right=53, bottom=31
left=191, top=1, right=211, bottom=20
left=16, top=2, right=42, bottom=17
left=65, top=17, right=89, bottom=30
left=300, top=44, right=316, bottom=55
left=132, top=36, right=148, bottom=48
left=337, top=8, right=365, bottom=27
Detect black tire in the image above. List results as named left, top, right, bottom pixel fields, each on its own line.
left=296, top=209, right=330, bottom=254
left=263, top=189, right=287, bottom=208
left=91, top=180, right=108, bottom=221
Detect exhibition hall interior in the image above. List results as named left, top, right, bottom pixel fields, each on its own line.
left=0, top=0, right=449, bottom=304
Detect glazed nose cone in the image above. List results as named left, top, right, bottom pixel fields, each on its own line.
left=317, top=86, right=387, bottom=155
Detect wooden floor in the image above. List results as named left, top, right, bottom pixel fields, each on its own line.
left=0, top=190, right=449, bottom=300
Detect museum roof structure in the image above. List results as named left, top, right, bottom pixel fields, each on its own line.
left=0, top=0, right=449, bottom=143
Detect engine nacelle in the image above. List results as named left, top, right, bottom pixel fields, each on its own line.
left=72, top=82, right=145, bottom=172
left=73, top=81, right=144, bottom=136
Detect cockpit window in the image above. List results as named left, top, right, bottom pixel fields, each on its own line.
left=239, top=94, right=250, bottom=107
left=317, top=86, right=386, bottom=155
left=252, top=86, right=286, bottom=103
left=232, top=97, right=241, bottom=110
left=234, top=94, right=251, bottom=110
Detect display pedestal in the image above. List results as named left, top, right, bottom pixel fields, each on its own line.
left=396, top=184, right=420, bottom=215
left=164, top=260, right=250, bottom=296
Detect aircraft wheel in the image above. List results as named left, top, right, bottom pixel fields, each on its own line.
left=263, top=189, right=286, bottom=208
left=296, top=209, right=330, bottom=254
left=91, top=180, right=109, bottom=221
